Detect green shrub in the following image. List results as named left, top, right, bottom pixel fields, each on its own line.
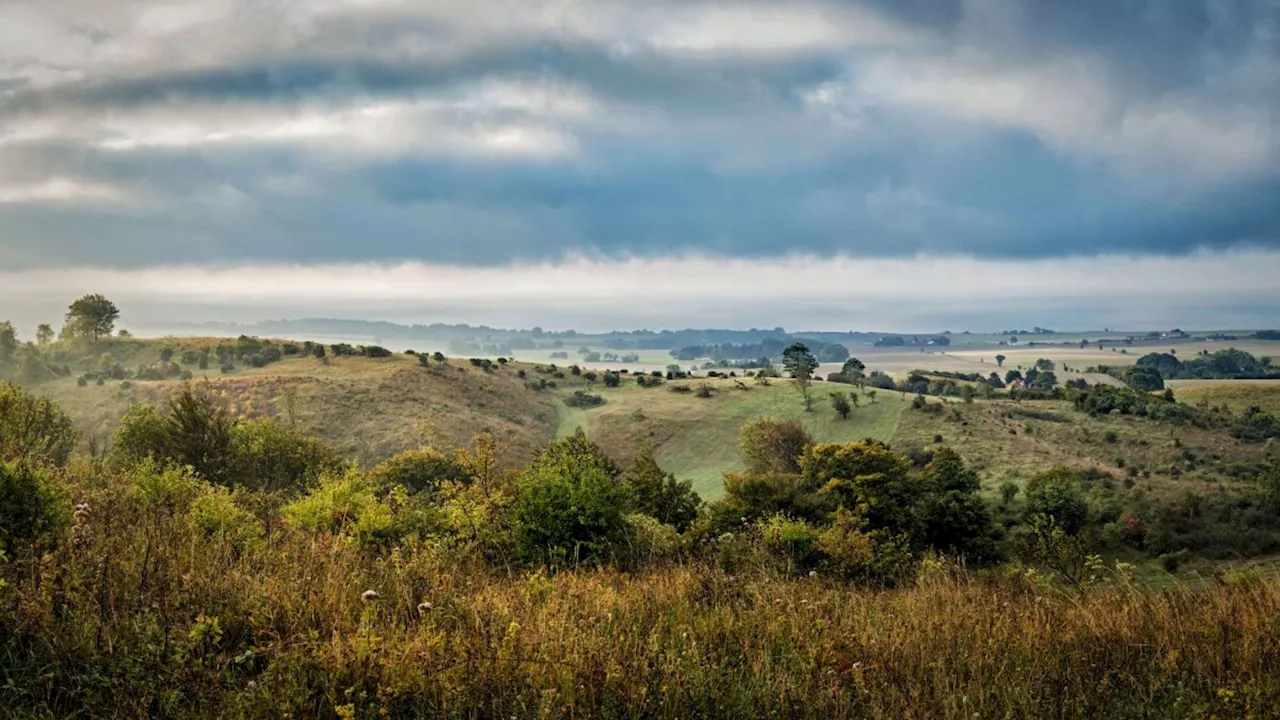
left=1024, top=467, right=1090, bottom=534
left=618, top=513, right=681, bottom=567
left=564, top=390, right=605, bottom=408
left=284, top=470, right=438, bottom=549
left=626, top=446, right=701, bottom=532
left=762, top=514, right=822, bottom=570
left=189, top=486, right=265, bottom=553
left=739, top=417, right=811, bottom=475
left=1231, top=406, right=1280, bottom=442
left=0, top=459, right=69, bottom=555
left=112, top=385, right=234, bottom=484
left=514, top=432, right=629, bottom=565
left=113, top=386, right=337, bottom=492
left=0, top=381, right=77, bottom=465
left=368, top=448, right=470, bottom=497
left=125, top=459, right=202, bottom=516
left=229, top=417, right=342, bottom=493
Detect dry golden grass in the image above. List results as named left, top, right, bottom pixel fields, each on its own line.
left=9, top=473, right=1280, bottom=720
left=1169, top=380, right=1280, bottom=416
left=33, top=349, right=563, bottom=467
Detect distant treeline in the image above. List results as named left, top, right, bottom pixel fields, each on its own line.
left=1092, top=349, right=1279, bottom=394
left=173, top=319, right=970, bottom=353
left=672, top=339, right=849, bottom=363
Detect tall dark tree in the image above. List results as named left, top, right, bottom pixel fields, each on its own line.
left=35, top=324, right=54, bottom=346
left=65, top=294, right=119, bottom=342
left=995, top=354, right=1006, bottom=367
left=0, top=321, right=16, bottom=364
left=782, top=342, right=818, bottom=411
left=626, top=445, right=701, bottom=532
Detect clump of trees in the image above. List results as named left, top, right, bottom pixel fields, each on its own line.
left=112, top=383, right=341, bottom=492
left=564, top=390, right=605, bottom=408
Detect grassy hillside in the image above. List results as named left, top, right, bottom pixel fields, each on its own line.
left=891, top=394, right=1275, bottom=497
left=555, top=377, right=906, bottom=498
left=28, top=340, right=564, bottom=467
left=19, top=335, right=1280, bottom=503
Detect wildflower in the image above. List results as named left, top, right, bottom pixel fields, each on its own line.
left=361, top=589, right=379, bottom=602
left=809, top=570, right=818, bottom=578
left=417, top=602, right=432, bottom=613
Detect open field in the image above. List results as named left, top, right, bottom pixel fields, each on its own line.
left=556, top=377, right=907, bottom=498
left=1169, top=379, right=1280, bottom=416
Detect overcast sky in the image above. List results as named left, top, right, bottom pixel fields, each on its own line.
left=2, top=0, right=1278, bottom=333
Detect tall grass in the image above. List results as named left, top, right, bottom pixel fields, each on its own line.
left=4, top=463, right=1279, bottom=718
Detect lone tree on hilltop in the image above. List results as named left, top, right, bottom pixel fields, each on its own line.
left=65, top=294, right=119, bottom=342
left=840, top=357, right=866, bottom=380
left=995, top=354, right=1006, bottom=367
left=783, top=342, right=818, bottom=411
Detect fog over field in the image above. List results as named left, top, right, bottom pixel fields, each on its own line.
left=3, top=251, right=1278, bottom=336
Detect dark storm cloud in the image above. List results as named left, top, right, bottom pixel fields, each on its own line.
left=0, top=0, right=1277, bottom=271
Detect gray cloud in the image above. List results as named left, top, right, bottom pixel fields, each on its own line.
left=0, top=0, right=1277, bottom=272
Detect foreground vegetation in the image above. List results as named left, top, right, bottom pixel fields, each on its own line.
left=5, top=377, right=1280, bottom=718
left=6, top=300, right=1280, bottom=717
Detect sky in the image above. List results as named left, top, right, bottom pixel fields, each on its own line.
left=1, top=0, right=1278, bottom=334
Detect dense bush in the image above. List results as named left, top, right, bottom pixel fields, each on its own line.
left=229, top=417, right=342, bottom=492
left=0, top=458, right=69, bottom=554
left=564, top=390, right=605, bottom=408
left=1231, top=406, right=1280, bottom=442
left=1073, top=384, right=1200, bottom=423
left=626, top=446, right=701, bottom=532
left=1023, top=467, right=1090, bottom=534
left=112, top=386, right=235, bottom=485
left=114, top=384, right=338, bottom=492
left=0, top=381, right=77, bottom=465
left=514, top=432, right=629, bottom=565
left=739, top=417, right=811, bottom=475
left=368, top=448, right=470, bottom=497
left=284, top=469, right=439, bottom=549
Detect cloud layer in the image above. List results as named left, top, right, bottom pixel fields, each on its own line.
left=2, top=0, right=1279, bottom=273
left=3, top=252, right=1278, bottom=334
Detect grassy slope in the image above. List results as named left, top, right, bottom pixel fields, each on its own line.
left=26, top=336, right=1279, bottom=501
left=555, top=377, right=907, bottom=498
left=891, top=395, right=1275, bottom=497
left=31, top=343, right=563, bottom=467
